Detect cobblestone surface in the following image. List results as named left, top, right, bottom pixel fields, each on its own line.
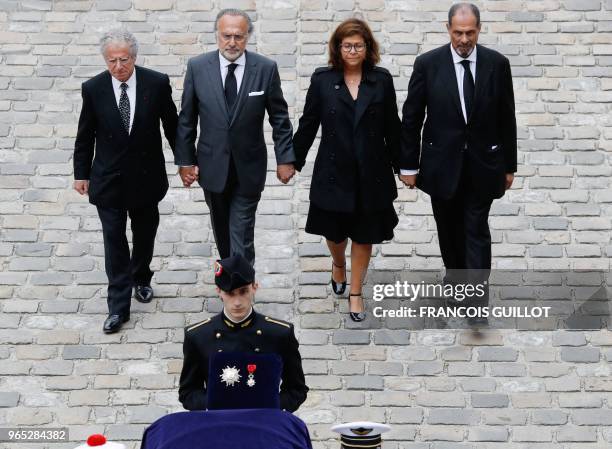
left=1, top=1, right=612, bottom=448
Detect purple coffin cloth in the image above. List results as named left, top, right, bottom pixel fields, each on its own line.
left=140, top=409, right=312, bottom=449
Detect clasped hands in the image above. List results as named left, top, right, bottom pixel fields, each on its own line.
left=178, top=163, right=296, bottom=187
left=179, top=166, right=199, bottom=187
left=276, top=163, right=295, bottom=184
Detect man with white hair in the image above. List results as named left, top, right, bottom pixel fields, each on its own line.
left=74, top=28, right=178, bottom=333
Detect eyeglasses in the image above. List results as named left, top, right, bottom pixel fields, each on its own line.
left=106, top=57, right=133, bottom=66
left=220, top=33, right=247, bottom=43
left=340, top=43, right=366, bottom=53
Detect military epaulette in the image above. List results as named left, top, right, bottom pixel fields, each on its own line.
left=264, top=316, right=291, bottom=328
left=187, top=317, right=212, bottom=332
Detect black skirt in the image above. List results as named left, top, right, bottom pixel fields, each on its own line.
left=305, top=201, right=398, bottom=244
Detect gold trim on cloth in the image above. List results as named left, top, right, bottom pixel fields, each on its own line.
left=187, top=318, right=211, bottom=332
left=264, top=316, right=290, bottom=328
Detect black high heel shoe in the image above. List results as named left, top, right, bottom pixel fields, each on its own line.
left=348, top=292, right=366, bottom=322
left=331, top=261, right=347, bottom=295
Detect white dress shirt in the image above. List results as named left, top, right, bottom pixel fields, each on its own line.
left=111, top=69, right=137, bottom=133
left=400, top=44, right=477, bottom=176
left=451, top=43, right=477, bottom=124
left=219, top=51, right=246, bottom=93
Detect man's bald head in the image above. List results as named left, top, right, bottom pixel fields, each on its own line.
left=448, top=2, right=480, bottom=27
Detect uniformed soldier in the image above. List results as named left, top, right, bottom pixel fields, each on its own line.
left=178, top=254, right=309, bottom=412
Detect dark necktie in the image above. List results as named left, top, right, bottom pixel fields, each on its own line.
left=460, top=59, right=474, bottom=121
left=119, top=82, right=130, bottom=132
left=225, top=63, right=238, bottom=111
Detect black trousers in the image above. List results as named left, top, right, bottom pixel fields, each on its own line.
left=97, top=204, right=160, bottom=317
left=431, top=164, right=493, bottom=305
left=203, top=156, right=260, bottom=266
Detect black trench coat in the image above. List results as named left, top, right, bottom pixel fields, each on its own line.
left=293, top=65, right=401, bottom=213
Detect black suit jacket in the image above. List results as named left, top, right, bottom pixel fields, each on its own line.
left=293, top=65, right=401, bottom=213
left=178, top=311, right=308, bottom=413
left=175, top=50, right=295, bottom=195
left=401, top=44, right=517, bottom=200
left=74, top=66, right=178, bottom=208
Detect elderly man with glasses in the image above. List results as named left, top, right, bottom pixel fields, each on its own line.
left=175, top=8, right=296, bottom=266
left=73, top=28, right=178, bottom=333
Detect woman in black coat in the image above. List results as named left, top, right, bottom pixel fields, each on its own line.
left=293, top=18, right=402, bottom=322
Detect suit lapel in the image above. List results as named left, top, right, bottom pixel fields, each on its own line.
left=229, top=51, right=257, bottom=128
left=206, top=51, right=230, bottom=124
left=470, top=45, right=493, bottom=122
left=442, top=45, right=464, bottom=121
left=100, top=71, right=129, bottom=139
left=130, top=66, right=149, bottom=137
left=353, top=69, right=376, bottom=130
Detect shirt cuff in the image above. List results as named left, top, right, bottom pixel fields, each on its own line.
left=179, top=165, right=195, bottom=168
left=75, top=179, right=89, bottom=181
left=400, top=169, right=418, bottom=176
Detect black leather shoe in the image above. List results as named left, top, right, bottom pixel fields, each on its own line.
left=134, top=285, right=154, bottom=303
left=348, top=292, right=366, bottom=322
left=103, top=314, right=129, bottom=334
left=331, top=262, right=347, bottom=296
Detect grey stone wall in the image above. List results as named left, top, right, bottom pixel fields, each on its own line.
left=1, top=0, right=612, bottom=447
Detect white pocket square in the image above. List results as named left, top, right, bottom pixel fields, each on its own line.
left=248, top=91, right=264, bottom=96
left=491, top=145, right=498, bottom=150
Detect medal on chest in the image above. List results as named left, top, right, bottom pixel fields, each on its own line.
left=246, top=364, right=257, bottom=387
left=220, top=365, right=241, bottom=386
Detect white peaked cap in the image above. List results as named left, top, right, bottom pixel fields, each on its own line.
left=331, top=422, right=391, bottom=436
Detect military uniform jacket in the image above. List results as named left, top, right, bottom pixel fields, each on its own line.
left=179, top=311, right=308, bottom=412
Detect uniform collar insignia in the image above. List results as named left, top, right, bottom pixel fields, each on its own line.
left=222, top=309, right=255, bottom=329
left=240, top=318, right=253, bottom=328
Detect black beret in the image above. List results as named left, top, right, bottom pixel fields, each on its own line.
left=214, top=255, right=255, bottom=292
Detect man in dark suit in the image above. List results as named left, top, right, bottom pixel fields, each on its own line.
left=400, top=3, right=517, bottom=320
left=175, top=9, right=296, bottom=266
left=179, top=254, right=308, bottom=412
left=74, top=29, right=177, bottom=333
